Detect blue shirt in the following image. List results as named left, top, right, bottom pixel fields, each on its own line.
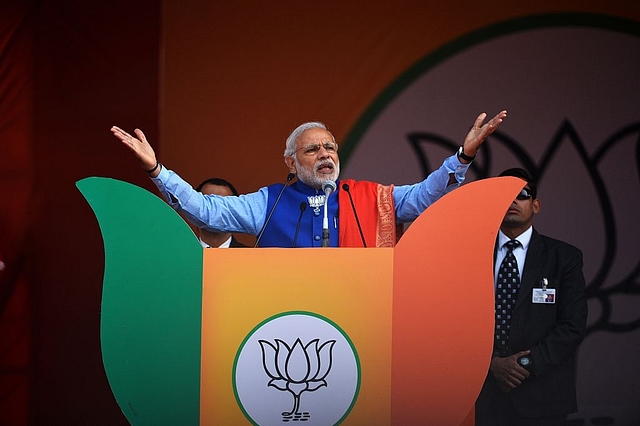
left=151, top=153, right=470, bottom=247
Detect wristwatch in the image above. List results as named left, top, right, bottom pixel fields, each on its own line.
left=517, top=355, right=532, bottom=370
left=457, top=146, right=476, bottom=162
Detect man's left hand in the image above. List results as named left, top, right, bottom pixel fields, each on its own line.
left=461, top=110, right=508, bottom=159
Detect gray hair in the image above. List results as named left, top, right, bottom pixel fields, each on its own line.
left=283, top=121, right=330, bottom=157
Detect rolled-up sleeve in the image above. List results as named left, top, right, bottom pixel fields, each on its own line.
left=151, top=166, right=267, bottom=235
left=393, top=154, right=470, bottom=222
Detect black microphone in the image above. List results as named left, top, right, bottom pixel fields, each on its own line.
left=321, top=180, right=337, bottom=247
left=291, top=202, right=307, bottom=248
left=254, top=173, right=295, bottom=248
left=342, top=183, right=367, bottom=248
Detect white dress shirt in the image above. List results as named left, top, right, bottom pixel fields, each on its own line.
left=494, top=226, right=533, bottom=290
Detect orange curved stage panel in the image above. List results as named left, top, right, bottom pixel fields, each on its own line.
left=77, top=176, right=523, bottom=426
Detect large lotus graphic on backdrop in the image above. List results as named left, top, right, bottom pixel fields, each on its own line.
left=408, top=119, right=640, bottom=336
left=259, top=337, right=336, bottom=422
left=339, top=19, right=640, bottom=423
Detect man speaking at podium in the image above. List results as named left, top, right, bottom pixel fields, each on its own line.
left=111, top=110, right=506, bottom=248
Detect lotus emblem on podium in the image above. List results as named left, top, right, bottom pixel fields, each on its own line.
left=259, top=337, right=336, bottom=421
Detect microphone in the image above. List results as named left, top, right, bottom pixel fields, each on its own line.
left=254, top=173, right=295, bottom=248
left=342, top=183, right=367, bottom=247
left=323, top=180, right=337, bottom=197
left=291, top=202, right=307, bottom=248
left=321, top=180, right=337, bottom=247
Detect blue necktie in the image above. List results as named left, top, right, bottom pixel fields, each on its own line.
left=494, top=240, right=521, bottom=354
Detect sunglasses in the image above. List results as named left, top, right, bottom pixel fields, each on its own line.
left=516, top=188, right=532, bottom=200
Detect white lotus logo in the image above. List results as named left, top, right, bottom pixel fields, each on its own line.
left=234, top=312, right=359, bottom=425
left=259, top=338, right=336, bottom=421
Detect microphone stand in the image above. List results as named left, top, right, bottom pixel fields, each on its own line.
left=254, top=173, right=295, bottom=248
left=342, top=183, right=367, bottom=247
left=321, top=197, right=330, bottom=247
left=292, top=202, right=306, bottom=248
left=321, top=180, right=336, bottom=247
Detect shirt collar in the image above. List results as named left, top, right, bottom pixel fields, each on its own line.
left=199, top=235, right=233, bottom=248
left=498, top=226, right=533, bottom=251
left=218, top=236, right=233, bottom=248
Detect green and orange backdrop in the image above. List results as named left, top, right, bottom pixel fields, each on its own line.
left=76, top=175, right=523, bottom=425
left=1, top=1, right=639, bottom=425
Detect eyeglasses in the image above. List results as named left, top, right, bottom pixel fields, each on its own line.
left=294, top=141, right=339, bottom=156
left=516, top=188, right=532, bottom=200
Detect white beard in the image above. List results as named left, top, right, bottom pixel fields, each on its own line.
left=295, top=158, right=340, bottom=189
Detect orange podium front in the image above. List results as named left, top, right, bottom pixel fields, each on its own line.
left=201, top=248, right=393, bottom=425
left=77, top=176, right=524, bottom=426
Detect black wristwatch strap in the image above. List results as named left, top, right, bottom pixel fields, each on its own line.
left=146, top=161, right=160, bottom=175
left=457, top=146, right=476, bottom=162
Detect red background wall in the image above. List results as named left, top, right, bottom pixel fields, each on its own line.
left=1, top=1, right=160, bottom=424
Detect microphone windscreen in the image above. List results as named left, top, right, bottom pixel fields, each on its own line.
left=323, top=180, right=337, bottom=194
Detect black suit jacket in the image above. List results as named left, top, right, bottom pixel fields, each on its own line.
left=229, top=236, right=248, bottom=248
left=476, top=228, right=588, bottom=418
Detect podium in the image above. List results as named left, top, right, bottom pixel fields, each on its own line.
left=77, top=176, right=523, bottom=426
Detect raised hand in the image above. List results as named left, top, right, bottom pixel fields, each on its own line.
left=462, top=110, right=507, bottom=158
left=111, top=126, right=159, bottom=176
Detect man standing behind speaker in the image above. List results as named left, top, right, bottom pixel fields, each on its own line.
left=110, top=110, right=506, bottom=248
left=195, top=177, right=248, bottom=248
left=475, top=168, right=588, bottom=426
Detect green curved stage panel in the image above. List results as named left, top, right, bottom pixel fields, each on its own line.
left=77, top=177, right=202, bottom=425
left=77, top=176, right=525, bottom=426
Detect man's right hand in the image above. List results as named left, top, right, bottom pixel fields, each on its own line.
left=489, top=350, right=530, bottom=393
left=111, top=126, right=160, bottom=177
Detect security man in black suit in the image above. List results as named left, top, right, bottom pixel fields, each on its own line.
left=475, top=168, right=588, bottom=426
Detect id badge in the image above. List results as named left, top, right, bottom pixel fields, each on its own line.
left=532, top=288, right=556, bottom=304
